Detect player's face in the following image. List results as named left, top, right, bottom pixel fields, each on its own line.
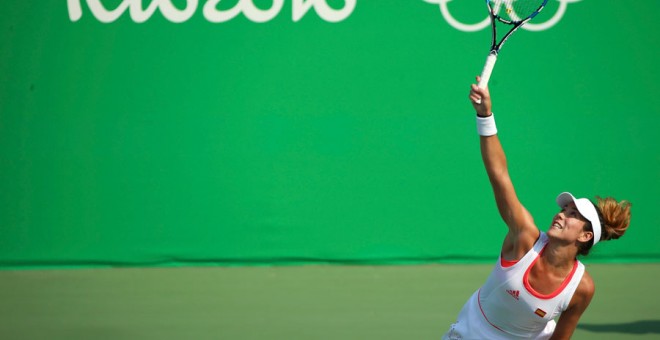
left=547, top=201, right=591, bottom=242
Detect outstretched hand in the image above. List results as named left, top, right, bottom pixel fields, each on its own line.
left=469, top=76, right=492, bottom=117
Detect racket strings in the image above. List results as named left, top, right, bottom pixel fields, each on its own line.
left=491, top=0, right=545, bottom=23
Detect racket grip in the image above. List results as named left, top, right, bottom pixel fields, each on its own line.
left=475, top=53, right=497, bottom=104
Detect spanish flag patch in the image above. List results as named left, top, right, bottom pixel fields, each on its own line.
left=534, top=308, right=547, bottom=318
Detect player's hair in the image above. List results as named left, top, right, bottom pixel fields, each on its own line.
left=578, top=197, right=632, bottom=256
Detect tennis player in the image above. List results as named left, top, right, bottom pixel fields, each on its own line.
left=442, top=78, right=632, bottom=340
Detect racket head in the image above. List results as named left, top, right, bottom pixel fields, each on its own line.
left=486, top=0, right=549, bottom=24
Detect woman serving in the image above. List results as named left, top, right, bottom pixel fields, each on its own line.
left=442, top=78, right=632, bottom=340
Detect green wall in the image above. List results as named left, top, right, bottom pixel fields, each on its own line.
left=1, top=0, right=658, bottom=268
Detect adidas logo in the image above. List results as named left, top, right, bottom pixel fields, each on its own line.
left=506, top=289, right=520, bottom=300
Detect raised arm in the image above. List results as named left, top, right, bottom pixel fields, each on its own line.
left=468, top=78, right=539, bottom=257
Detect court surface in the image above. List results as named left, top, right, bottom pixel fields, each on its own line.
left=1, top=263, right=658, bottom=339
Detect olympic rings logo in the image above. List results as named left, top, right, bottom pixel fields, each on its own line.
left=423, top=0, right=581, bottom=32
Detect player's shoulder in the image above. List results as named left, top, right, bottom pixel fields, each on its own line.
left=501, top=225, right=540, bottom=260
left=577, top=268, right=595, bottom=299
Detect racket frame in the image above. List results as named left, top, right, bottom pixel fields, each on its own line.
left=477, top=0, right=549, bottom=89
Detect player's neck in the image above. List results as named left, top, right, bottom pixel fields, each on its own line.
left=541, top=242, right=577, bottom=270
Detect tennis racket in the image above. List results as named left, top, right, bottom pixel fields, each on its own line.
left=477, top=0, right=549, bottom=94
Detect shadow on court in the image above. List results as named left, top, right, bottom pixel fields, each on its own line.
left=578, top=320, right=660, bottom=335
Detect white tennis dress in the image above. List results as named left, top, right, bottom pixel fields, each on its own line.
left=442, top=232, right=585, bottom=339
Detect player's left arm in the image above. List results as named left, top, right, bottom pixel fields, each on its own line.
left=550, top=272, right=596, bottom=340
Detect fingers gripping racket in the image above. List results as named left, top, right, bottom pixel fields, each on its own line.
left=477, top=0, right=549, bottom=95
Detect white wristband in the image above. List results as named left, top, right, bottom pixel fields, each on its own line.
left=476, top=114, right=497, bottom=136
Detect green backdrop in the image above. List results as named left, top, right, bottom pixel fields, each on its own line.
left=1, top=0, right=658, bottom=268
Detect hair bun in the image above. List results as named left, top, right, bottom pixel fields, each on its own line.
left=596, top=197, right=631, bottom=241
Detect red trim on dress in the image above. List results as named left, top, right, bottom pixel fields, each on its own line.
left=500, top=256, right=518, bottom=268
left=523, top=245, right=578, bottom=299
left=477, top=289, right=507, bottom=333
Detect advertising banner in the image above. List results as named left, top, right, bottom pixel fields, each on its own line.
left=1, top=1, right=658, bottom=267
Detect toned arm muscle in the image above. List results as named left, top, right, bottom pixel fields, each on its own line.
left=469, top=80, right=539, bottom=255
left=550, top=272, right=595, bottom=340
